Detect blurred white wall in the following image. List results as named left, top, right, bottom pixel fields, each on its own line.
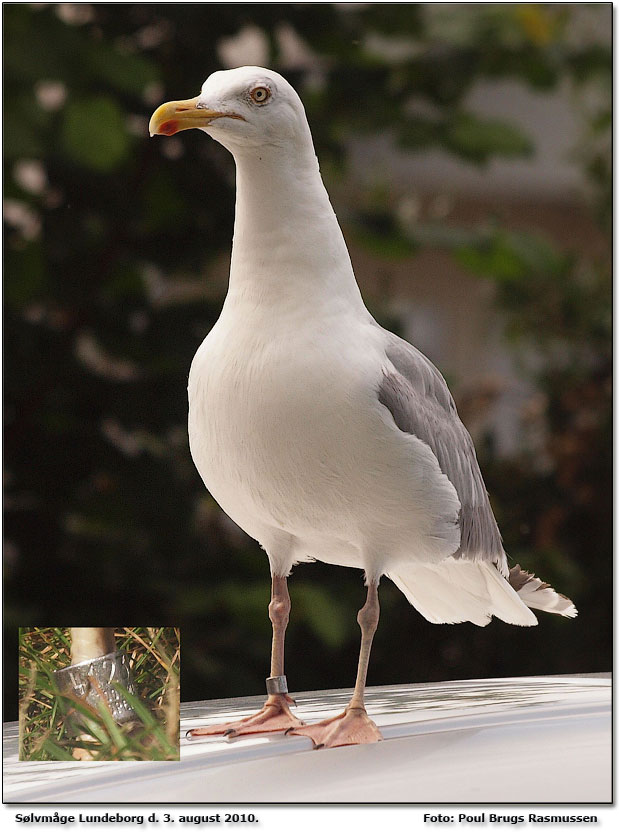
left=344, top=5, right=610, bottom=457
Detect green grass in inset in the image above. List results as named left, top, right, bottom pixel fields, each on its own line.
left=18, top=627, right=180, bottom=761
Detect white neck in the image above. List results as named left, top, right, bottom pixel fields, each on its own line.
left=224, top=139, right=366, bottom=319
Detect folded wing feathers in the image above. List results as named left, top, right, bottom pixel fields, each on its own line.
left=509, top=564, right=578, bottom=618
left=380, top=334, right=506, bottom=574
left=378, top=329, right=577, bottom=626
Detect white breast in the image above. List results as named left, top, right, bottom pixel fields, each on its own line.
left=188, top=307, right=461, bottom=573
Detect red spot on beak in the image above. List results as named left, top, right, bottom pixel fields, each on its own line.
left=160, top=120, right=179, bottom=136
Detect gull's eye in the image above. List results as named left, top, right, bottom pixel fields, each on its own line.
left=250, top=86, right=271, bottom=104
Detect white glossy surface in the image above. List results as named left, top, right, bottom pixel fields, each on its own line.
left=4, top=675, right=611, bottom=803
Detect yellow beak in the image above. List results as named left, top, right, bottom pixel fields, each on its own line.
left=149, top=96, right=244, bottom=137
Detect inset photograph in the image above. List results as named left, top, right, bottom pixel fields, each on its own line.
left=18, top=627, right=179, bottom=761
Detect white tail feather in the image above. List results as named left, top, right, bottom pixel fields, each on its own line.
left=388, top=558, right=537, bottom=628
left=508, top=564, right=578, bottom=618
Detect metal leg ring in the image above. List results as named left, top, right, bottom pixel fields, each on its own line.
left=266, top=675, right=288, bottom=695
left=54, top=650, right=140, bottom=728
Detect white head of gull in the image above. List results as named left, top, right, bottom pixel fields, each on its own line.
left=150, top=67, right=577, bottom=749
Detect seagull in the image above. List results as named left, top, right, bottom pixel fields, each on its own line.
left=149, top=67, right=577, bottom=749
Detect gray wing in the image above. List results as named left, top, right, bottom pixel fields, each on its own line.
left=377, top=328, right=506, bottom=574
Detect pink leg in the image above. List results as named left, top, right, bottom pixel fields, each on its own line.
left=290, top=581, right=382, bottom=748
left=188, top=575, right=304, bottom=737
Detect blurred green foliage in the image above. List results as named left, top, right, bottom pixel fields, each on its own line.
left=4, top=4, right=611, bottom=719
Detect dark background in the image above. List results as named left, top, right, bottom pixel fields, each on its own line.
left=4, top=3, right=611, bottom=720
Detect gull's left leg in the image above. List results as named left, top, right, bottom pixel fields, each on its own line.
left=188, top=575, right=304, bottom=737
left=290, top=581, right=382, bottom=748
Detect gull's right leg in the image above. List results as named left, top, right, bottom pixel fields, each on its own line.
left=289, top=580, right=382, bottom=748
left=188, top=574, right=304, bottom=737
